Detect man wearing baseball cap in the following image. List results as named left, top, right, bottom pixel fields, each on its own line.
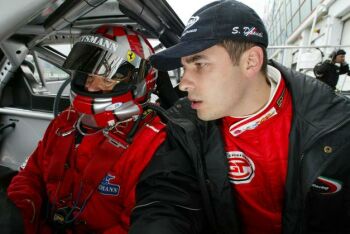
left=130, top=1, right=350, bottom=233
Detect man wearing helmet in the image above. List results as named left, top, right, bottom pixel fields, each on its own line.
left=7, top=25, right=166, bottom=234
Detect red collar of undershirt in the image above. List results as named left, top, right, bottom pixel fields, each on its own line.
left=222, top=76, right=288, bottom=137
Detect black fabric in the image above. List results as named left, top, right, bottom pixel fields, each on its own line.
left=0, top=166, right=23, bottom=233
left=271, top=60, right=350, bottom=233
left=0, top=166, right=17, bottom=191
left=131, top=61, right=350, bottom=234
left=155, top=71, right=180, bottom=109
left=131, top=98, right=240, bottom=234
left=150, top=0, right=268, bottom=71
left=0, top=191, right=24, bottom=234
left=313, top=61, right=324, bottom=79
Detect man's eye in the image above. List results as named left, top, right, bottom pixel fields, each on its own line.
left=195, top=63, right=207, bottom=69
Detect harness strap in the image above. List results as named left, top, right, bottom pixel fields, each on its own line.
left=46, top=112, right=77, bottom=183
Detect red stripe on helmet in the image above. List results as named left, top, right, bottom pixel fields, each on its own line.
left=113, top=26, right=127, bottom=36
left=95, top=26, right=109, bottom=35
left=140, top=35, right=155, bottom=54
left=126, top=34, right=145, bottom=58
left=95, top=26, right=114, bottom=40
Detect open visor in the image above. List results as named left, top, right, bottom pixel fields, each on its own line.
left=70, top=70, right=136, bottom=97
left=63, top=34, right=144, bottom=80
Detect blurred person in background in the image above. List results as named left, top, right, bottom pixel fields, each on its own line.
left=314, top=49, right=350, bottom=90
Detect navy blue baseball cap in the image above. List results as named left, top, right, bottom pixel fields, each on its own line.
left=150, top=0, right=268, bottom=71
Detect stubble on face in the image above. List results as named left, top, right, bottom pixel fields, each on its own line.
left=183, top=45, right=246, bottom=121
left=189, top=44, right=270, bottom=121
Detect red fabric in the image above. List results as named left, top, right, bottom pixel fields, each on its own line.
left=221, top=77, right=292, bottom=234
left=7, top=110, right=166, bottom=234
left=113, top=26, right=128, bottom=37
left=73, top=95, right=94, bottom=114
left=94, top=111, right=115, bottom=127
left=126, top=34, right=144, bottom=58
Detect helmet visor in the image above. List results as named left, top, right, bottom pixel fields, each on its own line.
left=63, top=34, right=143, bottom=80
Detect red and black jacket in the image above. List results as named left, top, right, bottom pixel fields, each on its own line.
left=130, top=61, right=350, bottom=234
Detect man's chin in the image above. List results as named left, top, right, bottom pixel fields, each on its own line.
left=197, top=111, right=214, bottom=121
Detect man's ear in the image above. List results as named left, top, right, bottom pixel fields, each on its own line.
left=241, top=46, right=264, bottom=77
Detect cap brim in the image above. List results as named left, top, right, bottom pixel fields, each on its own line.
left=150, top=39, right=219, bottom=71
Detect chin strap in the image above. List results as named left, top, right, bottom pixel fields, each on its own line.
left=102, top=129, right=129, bottom=149
left=55, top=112, right=134, bottom=150
left=101, top=114, right=143, bottom=149
left=64, top=105, right=158, bottom=150
left=76, top=114, right=104, bottom=136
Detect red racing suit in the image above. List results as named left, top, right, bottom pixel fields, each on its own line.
left=7, top=109, right=166, bottom=234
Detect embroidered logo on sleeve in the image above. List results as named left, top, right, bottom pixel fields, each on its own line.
left=98, top=174, right=120, bottom=196
left=227, top=151, right=255, bottom=184
left=311, top=176, right=342, bottom=194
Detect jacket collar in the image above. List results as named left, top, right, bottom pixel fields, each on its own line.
left=269, top=60, right=350, bottom=151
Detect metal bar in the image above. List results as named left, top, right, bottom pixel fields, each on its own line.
left=268, top=45, right=350, bottom=49
left=0, top=107, right=53, bottom=120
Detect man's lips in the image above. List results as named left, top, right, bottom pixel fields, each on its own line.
left=190, top=99, right=202, bottom=109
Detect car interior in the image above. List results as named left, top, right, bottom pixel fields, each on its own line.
left=0, top=0, right=185, bottom=185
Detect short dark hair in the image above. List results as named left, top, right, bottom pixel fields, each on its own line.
left=336, top=49, right=346, bottom=56
left=218, top=39, right=267, bottom=77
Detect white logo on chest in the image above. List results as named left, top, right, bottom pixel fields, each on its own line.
left=227, top=151, right=255, bottom=184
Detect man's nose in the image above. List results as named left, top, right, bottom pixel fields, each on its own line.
left=178, top=72, right=193, bottom=92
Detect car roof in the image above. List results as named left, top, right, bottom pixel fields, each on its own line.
left=0, top=0, right=184, bottom=68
